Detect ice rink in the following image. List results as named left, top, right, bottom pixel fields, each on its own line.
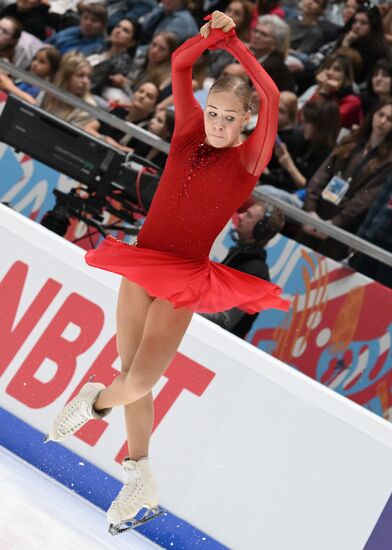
left=0, top=446, right=161, bottom=550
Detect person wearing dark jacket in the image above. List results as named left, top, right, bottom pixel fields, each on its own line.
left=250, top=14, right=295, bottom=92
left=202, top=201, right=285, bottom=338
left=296, top=98, right=392, bottom=261
left=0, top=0, right=60, bottom=41
left=349, top=174, right=392, bottom=288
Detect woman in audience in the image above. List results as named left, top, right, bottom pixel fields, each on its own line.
left=84, top=80, right=159, bottom=147
left=296, top=98, right=392, bottom=260
left=299, top=53, right=363, bottom=128
left=132, top=107, right=175, bottom=168
left=39, top=51, right=97, bottom=128
left=247, top=14, right=295, bottom=91
left=225, top=0, right=253, bottom=41
left=308, top=5, right=390, bottom=83
left=262, top=99, right=340, bottom=193
left=361, top=58, right=392, bottom=115
left=0, top=45, right=61, bottom=103
left=266, top=90, right=305, bottom=172
left=111, top=31, right=177, bottom=101
left=0, top=15, right=22, bottom=63
left=87, top=18, right=141, bottom=99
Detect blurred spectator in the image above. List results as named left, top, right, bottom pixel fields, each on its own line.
left=202, top=201, right=285, bottom=338
left=249, top=14, right=295, bottom=91
left=382, top=1, right=392, bottom=46
left=225, top=0, right=253, bottom=41
left=0, top=15, right=42, bottom=68
left=38, top=51, right=97, bottom=128
left=349, top=173, right=392, bottom=288
left=0, top=14, right=21, bottom=61
left=110, top=31, right=177, bottom=102
left=0, top=45, right=60, bottom=102
left=132, top=106, right=175, bottom=168
left=296, top=99, right=392, bottom=260
left=299, top=53, right=363, bottom=128
left=257, top=0, right=285, bottom=20
left=0, top=0, right=60, bottom=41
left=308, top=5, right=391, bottom=83
left=288, top=0, right=327, bottom=55
left=221, top=61, right=248, bottom=80
left=262, top=99, right=340, bottom=193
left=46, top=2, right=106, bottom=55
left=106, top=0, right=155, bottom=30
left=339, top=5, right=390, bottom=82
left=361, top=58, right=392, bottom=115
left=324, top=0, right=359, bottom=27
left=140, top=0, right=198, bottom=45
left=267, top=90, right=305, bottom=172
left=87, top=18, right=141, bottom=98
left=84, top=80, right=159, bottom=146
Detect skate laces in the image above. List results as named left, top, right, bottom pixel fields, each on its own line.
left=57, top=400, right=90, bottom=436
left=111, top=476, right=145, bottom=510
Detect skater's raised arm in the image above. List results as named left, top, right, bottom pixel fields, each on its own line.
left=214, top=33, right=280, bottom=176
left=171, top=16, right=236, bottom=135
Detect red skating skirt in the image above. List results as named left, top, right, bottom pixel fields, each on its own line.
left=85, top=235, right=290, bottom=314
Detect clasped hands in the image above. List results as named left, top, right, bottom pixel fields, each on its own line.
left=200, top=11, right=236, bottom=39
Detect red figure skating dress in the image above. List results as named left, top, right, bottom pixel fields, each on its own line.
left=85, top=27, right=290, bottom=314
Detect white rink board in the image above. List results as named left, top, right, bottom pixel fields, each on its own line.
left=1, top=204, right=392, bottom=550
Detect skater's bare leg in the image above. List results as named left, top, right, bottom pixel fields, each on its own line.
left=115, top=277, right=154, bottom=460
left=94, top=299, right=193, bottom=410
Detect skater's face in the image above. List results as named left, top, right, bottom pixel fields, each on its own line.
left=204, top=91, right=250, bottom=148
left=237, top=203, right=265, bottom=241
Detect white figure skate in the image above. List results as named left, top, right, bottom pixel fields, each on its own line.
left=107, top=457, right=163, bottom=535
left=44, top=382, right=111, bottom=443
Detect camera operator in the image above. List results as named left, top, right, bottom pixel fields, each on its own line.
left=202, top=200, right=285, bottom=338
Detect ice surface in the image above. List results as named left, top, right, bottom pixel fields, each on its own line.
left=0, top=446, right=161, bottom=550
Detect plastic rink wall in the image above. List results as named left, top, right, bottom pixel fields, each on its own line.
left=2, top=204, right=392, bottom=550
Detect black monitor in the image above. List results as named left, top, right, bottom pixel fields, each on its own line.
left=0, top=94, right=126, bottom=196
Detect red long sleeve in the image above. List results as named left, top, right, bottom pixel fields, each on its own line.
left=171, top=27, right=280, bottom=176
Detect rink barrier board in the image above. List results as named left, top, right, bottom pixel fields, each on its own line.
left=1, top=137, right=392, bottom=421
left=0, top=407, right=227, bottom=550
left=2, top=193, right=392, bottom=548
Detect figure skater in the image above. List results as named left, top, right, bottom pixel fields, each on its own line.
left=45, top=11, right=290, bottom=534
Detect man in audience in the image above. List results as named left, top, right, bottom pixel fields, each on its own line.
left=202, top=201, right=285, bottom=338
left=46, top=1, right=106, bottom=55
left=140, top=0, right=198, bottom=45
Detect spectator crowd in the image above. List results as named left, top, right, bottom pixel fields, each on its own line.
left=0, top=0, right=391, bottom=299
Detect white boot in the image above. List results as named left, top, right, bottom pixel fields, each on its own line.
left=45, top=382, right=111, bottom=443
left=107, top=457, right=159, bottom=529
